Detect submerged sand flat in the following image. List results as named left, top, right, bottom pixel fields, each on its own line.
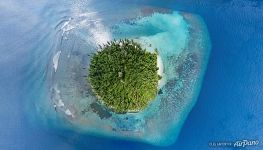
left=49, top=8, right=211, bottom=146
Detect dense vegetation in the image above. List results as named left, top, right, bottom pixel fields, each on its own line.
left=88, top=39, right=160, bottom=113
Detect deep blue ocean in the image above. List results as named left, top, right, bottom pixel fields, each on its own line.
left=1, top=0, right=263, bottom=149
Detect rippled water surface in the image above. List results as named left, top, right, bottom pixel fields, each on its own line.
left=1, top=0, right=263, bottom=150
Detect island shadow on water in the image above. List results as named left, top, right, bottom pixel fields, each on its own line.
left=48, top=6, right=211, bottom=146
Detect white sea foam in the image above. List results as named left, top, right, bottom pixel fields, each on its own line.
left=57, top=99, right=64, bottom=107
left=52, top=51, right=61, bottom=72
left=60, top=18, right=75, bottom=37
left=70, top=3, right=112, bottom=45
left=65, top=109, right=74, bottom=118
left=76, top=12, right=111, bottom=45
left=60, top=20, right=70, bottom=30
left=89, top=22, right=111, bottom=45
left=59, top=15, right=111, bottom=45
left=53, top=85, right=64, bottom=107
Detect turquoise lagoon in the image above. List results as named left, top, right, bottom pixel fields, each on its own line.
left=46, top=8, right=210, bottom=146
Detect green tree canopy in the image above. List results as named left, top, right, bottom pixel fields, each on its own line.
left=88, top=39, right=160, bottom=113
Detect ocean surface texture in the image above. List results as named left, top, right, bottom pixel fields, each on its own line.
left=0, top=0, right=263, bottom=150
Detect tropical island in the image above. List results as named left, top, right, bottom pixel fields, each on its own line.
left=88, top=39, right=161, bottom=113
left=50, top=10, right=211, bottom=146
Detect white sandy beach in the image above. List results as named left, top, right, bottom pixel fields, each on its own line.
left=157, top=54, right=166, bottom=89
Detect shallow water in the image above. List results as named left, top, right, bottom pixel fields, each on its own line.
left=1, top=0, right=263, bottom=150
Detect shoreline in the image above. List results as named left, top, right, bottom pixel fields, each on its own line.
left=157, top=54, right=165, bottom=89
left=136, top=39, right=166, bottom=90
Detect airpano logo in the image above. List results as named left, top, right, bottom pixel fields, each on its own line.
left=209, top=139, right=259, bottom=148
left=233, top=139, right=259, bottom=148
